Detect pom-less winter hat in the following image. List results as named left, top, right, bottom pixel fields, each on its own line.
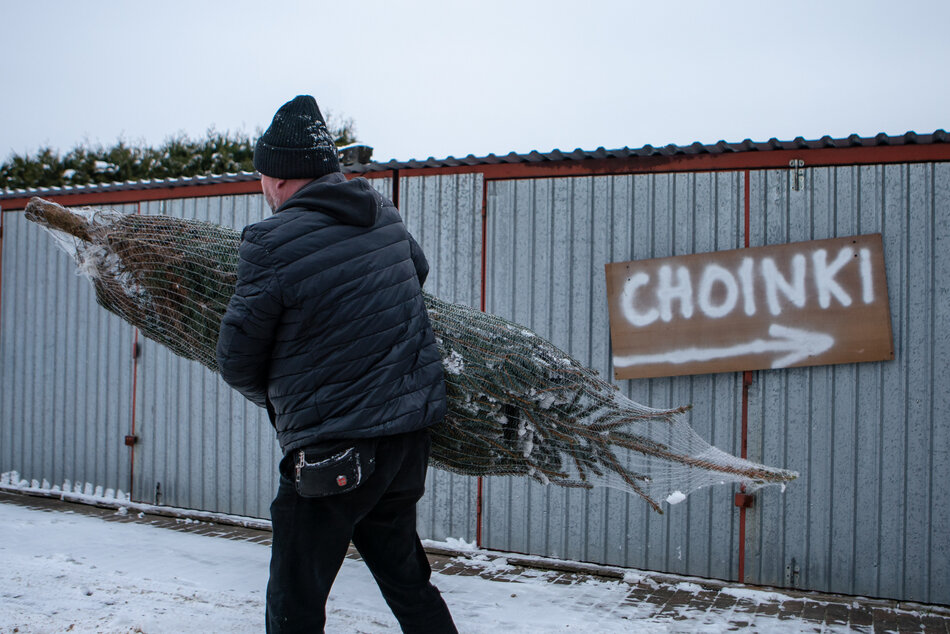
left=253, top=95, right=341, bottom=179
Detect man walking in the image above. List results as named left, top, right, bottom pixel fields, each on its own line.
left=216, top=95, right=457, bottom=633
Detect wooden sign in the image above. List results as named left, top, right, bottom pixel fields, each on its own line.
left=605, top=234, right=894, bottom=380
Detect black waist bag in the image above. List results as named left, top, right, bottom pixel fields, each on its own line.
left=293, top=439, right=377, bottom=498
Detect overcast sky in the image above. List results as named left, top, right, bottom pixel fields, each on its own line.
left=1, top=0, right=947, bottom=164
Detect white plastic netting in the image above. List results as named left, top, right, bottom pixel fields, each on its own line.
left=25, top=197, right=797, bottom=513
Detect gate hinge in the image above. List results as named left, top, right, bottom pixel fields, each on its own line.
left=124, top=435, right=138, bottom=447
left=133, top=342, right=142, bottom=359
left=785, top=557, right=801, bottom=587
left=789, top=159, right=805, bottom=191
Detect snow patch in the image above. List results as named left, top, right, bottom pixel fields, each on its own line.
left=673, top=581, right=704, bottom=593
left=0, top=502, right=930, bottom=634
left=535, top=391, right=556, bottom=409
left=665, top=490, right=687, bottom=505
left=720, top=586, right=793, bottom=604
left=0, top=472, right=270, bottom=530
left=434, top=537, right=478, bottom=552
left=623, top=572, right=660, bottom=589
left=2, top=472, right=132, bottom=505
left=442, top=349, right=464, bottom=375
left=463, top=553, right=515, bottom=573
left=519, top=420, right=535, bottom=457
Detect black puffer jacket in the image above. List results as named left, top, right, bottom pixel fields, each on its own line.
left=215, top=172, right=446, bottom=453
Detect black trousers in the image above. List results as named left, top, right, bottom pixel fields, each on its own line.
left=266, top=428, right=457, bottom=634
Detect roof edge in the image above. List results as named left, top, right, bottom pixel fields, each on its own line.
left=2, top=129, right=947, bottom=205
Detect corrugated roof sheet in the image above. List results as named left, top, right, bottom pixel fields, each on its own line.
left=2, top=129, right=947, bottom=199
left=0, top=171, right=260, bottom=200
left=350, top=129, right=949, bottom=173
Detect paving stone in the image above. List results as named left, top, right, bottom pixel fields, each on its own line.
left=685, top=596, right=715, bottom=612
left=824, top=601, right=851, bottom=625
left=657, top=590, right=694, bottom=617
left=873, top=609, right=901, bottom=633
left=804, top=600, right=831, bottom=624
left=918, top=613, right=950, bottom=633
left=430, top=561, right=472, bottom=576
left=849, top=606, right=874, bottom=628
left=712, top=592, right=739, bottom=611
left=753, top=601, right=781, bottom=617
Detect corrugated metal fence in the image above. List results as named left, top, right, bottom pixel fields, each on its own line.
left=1, top=203, right=136, bottom=497
left=399, top=173, right=483, bottom=543
left=745, top=164, right=950, bottom=602
left=131, top=195, right=279, bottom=517
left=1, top=162, right=947, bottom=605
left=482, top=173, right=746, bottom=581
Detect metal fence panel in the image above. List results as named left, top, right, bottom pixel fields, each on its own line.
left=3, top=159, right=946, bottom=605
left=482, top=172, right=750, bottom=579
left=745, top=163, right=950, bottom=605
left=366, top=176, right=393, bottom=199
left=1, top=205, right=136, bottom=496
left=132, top=195, right=279, bottom=516
left=399, top=173, right=483, bottom=543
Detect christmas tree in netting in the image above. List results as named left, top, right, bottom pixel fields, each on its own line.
left=26, top=197, right=797, bottom=513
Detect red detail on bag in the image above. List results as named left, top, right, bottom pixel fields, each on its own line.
left=336, top=475, right=347, bottom=487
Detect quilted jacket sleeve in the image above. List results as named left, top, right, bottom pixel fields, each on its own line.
left=408, top=234, right=429, bottom=287
left=215, top=230, right=284, bottom=409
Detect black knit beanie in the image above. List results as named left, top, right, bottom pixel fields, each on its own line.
left=253, top=95, right=341, bottom=179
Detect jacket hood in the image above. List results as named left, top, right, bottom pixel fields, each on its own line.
left=278, top=172, right=380, bottom=227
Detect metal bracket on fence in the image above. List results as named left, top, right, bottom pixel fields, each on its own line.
left=735, top=492, right=755, bottom=508
left=785, top=557, right=801, bottom=587
left=789, top=159, right=806, bottom=191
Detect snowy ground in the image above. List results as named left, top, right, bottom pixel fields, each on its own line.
left=1, top=498, right=940, bottom=633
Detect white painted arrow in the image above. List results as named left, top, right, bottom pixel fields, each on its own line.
left=613, top=324, right=835, bottom=370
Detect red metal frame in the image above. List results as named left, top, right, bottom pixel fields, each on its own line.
left=0, top=179, right=263, bottom=211
left=480, top=181, right=489, bottom=311
left=391, top=170, right=400, bottom=209
left=475, top=179, right=489, bottom=547
left=737, top=171, right=752, bottom=583
left=130, top=328, right=139, bottom=499
left=362, top=143, right=950, bottom=182
left=738, top=369, right=753, bottom=582
left=0, top=208, right=4, bottom=335
left=127, top=201, right=142, bottom=500
left=743, top=170, right=752, bottom=251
